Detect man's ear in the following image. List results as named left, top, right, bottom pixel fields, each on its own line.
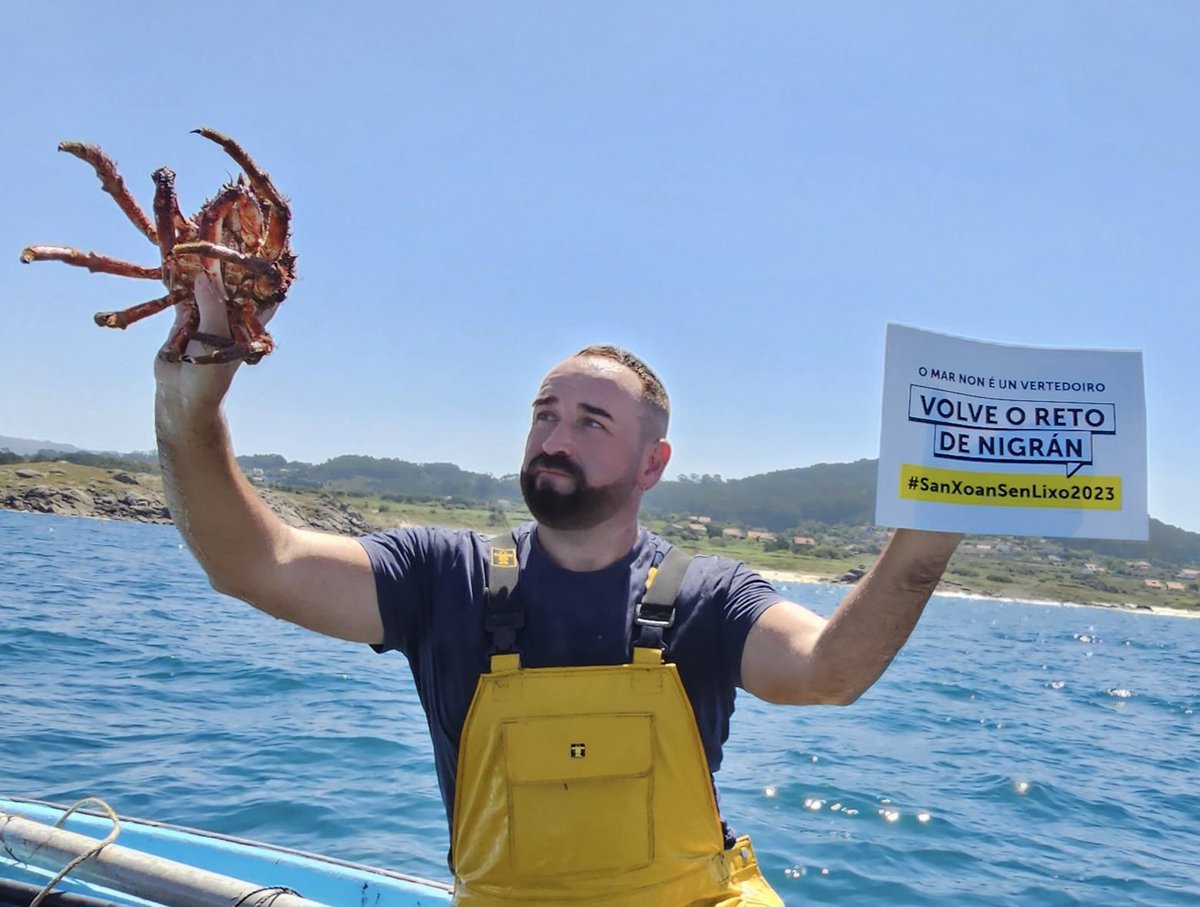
left=639, top=439, right=672, bottom=492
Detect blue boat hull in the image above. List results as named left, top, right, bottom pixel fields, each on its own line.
left=0, top=798, right=452, bottom=907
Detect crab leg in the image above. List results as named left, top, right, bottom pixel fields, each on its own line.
left=234, top=300, right=276, bottom=364
left=192, top=129, right=285, bottom=211
left=187, top=296, right=274, bottom=366
left=190, top=331, right=236, bottom=349
left=152, top=167, right=182, bottom=276
left=192, top=128, right=289, bottom=256
left=158, top=298, right=200, bottom=363
left=58, top=142, right=158, bottom=246
left=94, top=290, right=185, bottom=329
left=172, top=240, right=277, bottom=275
left=187, top=338, right=273, bottom=366
left=186, top=333, right=273, bottom=365
left=151, top=167, right=207, bottom=296
left=151, top=166, right=197, bottom=251
left=19, top=245, right=161, bottom=279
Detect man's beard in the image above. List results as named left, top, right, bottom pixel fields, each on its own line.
left=520, top=453, right=636, bottom=531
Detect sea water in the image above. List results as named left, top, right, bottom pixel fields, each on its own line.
left=2, top=509, right=1198, bottom=905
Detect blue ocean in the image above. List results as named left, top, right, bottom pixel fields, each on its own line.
left=3, top=509, right=1198, bottom=905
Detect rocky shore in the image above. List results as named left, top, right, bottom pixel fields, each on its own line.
left=0, top=465, right=371, bottom=536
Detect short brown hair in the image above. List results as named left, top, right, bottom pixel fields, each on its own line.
left=573, top=344, right=670, bottom=440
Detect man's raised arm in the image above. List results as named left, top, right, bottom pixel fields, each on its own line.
left=155, top=274, right=383, bottom=644
left=741, top=529, right=962, bottom=706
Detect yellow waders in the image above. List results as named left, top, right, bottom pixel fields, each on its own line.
left=450, top=642, right=784, bottom=905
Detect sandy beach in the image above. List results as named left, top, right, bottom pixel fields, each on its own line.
left=757, top=568, right=834, bottom=587
left=756, top=568, right=1200, bottom=619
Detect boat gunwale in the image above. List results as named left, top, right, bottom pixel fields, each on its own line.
left=0, top=797, right=453, bottom=896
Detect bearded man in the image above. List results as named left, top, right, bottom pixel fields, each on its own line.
left=157, top=275, right=960, bottom=905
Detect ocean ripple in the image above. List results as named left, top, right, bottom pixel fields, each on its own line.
left=5, top=512, right=1200, bottom=904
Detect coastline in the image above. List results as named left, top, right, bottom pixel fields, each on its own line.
left=2, top=462, right=1194, bottom=619
left=756, top=567, right=1200, bottom=619
left=0, top=463, right=369, bottom=536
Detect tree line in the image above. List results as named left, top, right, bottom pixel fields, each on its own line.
left=7, top=446, right=1198, bottom=566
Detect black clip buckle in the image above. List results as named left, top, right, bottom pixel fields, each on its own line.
left=635, top=601, right=674, bottom=629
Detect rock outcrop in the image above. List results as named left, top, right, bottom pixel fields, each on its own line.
left=1, top=482, right=370, bottom=536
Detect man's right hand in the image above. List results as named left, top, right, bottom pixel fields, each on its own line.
left=153, top=270, right=267, bottom=425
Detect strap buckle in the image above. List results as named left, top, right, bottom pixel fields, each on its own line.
left=635, top=601, right=675, bottom=629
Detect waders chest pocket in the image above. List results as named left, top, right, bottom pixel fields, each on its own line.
left=504, top=713, right=654, bottom=875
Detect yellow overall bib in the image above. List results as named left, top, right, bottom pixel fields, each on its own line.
left=448, top=538, right=784, bottom=907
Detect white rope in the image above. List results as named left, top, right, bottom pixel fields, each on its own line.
left=25, top=797, right=122, bottom=907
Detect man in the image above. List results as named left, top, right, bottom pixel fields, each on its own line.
left=158, top=274, right=961, bottom=905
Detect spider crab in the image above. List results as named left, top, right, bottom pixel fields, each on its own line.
left=20, top=128, right=295, bottom=364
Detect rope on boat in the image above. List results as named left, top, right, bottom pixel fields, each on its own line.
left=20, top=797, right=121, bottom=907
left=2, top=799, right=336, bottom=907
left=0, top=815, right=20, bottom=865
left=231, top=887, right=304, bottom=907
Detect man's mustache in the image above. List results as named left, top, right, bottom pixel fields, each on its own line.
left=525, top=453, right=585, bottom=483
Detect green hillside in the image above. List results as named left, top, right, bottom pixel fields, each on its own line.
left=6, top=442, right=1199, bottom=571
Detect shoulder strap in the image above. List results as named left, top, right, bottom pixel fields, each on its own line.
left=633, top=545, right=692, bottom=650
left=484, top=532, right=693, bottom=658
left=483, top=529, right=523, bottom=655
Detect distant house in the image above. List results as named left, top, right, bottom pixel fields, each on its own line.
left=687, top=522, right=707, bottom=533
left=1081, top=563, right=1107, bottom=574
left=1129, top=560, right=1153, bottom=571
left=1166, top=582, right=1185, bottom=592
left=691, top=515, right=712, bottom=524
left=746, top=530, right=776, bottom=543
left=722, top=527, right=744, bottom=539
left=792, top=536, right=816, bottom=547
left=1144, top=579, right=1165, bottom=590
left=1178, top=568, right=1200, bottom=580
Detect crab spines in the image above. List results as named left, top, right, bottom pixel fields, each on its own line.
left=191, top=128, right=288, bottom=209
left=192, top=127, right=291, bottom=256
left=57, top=140, right=159, bottom=246
left=196, top=180, right=262, bottom=252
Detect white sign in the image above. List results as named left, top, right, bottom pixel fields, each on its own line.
left=875, top=324, right=1147, bottom=540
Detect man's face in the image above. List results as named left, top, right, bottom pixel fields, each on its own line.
left=520, top=356, right=660, bottom=531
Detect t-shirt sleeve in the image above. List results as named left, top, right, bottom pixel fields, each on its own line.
left=717, top=560, right=785, bottom=689
left=357, top=527, right=432, bottom=655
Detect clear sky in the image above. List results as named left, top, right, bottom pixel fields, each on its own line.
left=4, top=3, right=1197, bottom=532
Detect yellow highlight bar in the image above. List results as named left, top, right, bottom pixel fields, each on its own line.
left=899, top=464, right=1122, bottom=510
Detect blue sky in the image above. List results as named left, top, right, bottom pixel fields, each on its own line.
left=5, top=3, right=1198, bottom=532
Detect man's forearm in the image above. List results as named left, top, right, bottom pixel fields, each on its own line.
left=810, top=528, right=961, bottom=703
left=156, top=392, right=288, bottom=603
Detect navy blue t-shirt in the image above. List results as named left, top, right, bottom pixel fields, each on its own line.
left=359, top=521, right=782, bottom=839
